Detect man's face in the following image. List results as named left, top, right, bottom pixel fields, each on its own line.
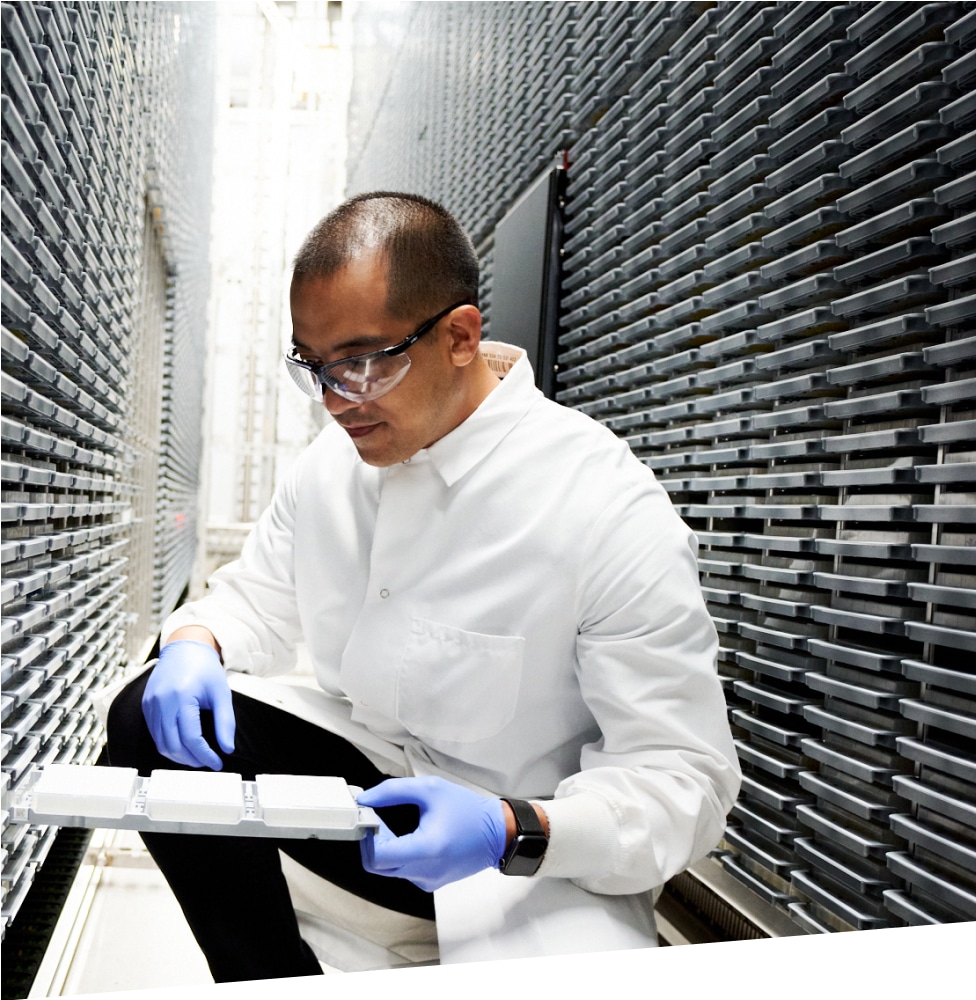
left=289, top=255, right=467, bottom=467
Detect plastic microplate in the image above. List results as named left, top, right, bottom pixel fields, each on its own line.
left=31, top=763, right=140, bottom=819
left=145, top=769, right=245, bottom=824
left=255, top=773, right=359, bottom=829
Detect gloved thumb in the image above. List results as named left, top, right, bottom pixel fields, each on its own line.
left=356, top=778, right=417, bottom=810
left=359, top=817, right=403, bottom=875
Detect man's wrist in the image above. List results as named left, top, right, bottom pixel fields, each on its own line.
left=166, top=626, right=222, bottom=658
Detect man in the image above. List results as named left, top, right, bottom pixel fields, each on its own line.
left=107, top=192, right=740, bottom=982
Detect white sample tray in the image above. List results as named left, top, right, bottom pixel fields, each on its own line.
left=10, top=764, right=379, bottom=840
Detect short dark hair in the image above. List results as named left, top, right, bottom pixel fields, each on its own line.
left=292, top=192, right=479, bottom=320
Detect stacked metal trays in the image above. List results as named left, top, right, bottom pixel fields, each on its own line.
left=347, top=0, right=976, bottom=933
left=1, top=1, right=214, bottom=935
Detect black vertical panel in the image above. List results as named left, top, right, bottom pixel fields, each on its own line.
left=490, top=164, right=566, bottom=398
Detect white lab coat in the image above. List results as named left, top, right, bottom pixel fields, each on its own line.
left=165, top=343, right=741, bottom=896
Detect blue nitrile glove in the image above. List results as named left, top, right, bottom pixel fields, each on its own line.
left=141, top=640, right=236, bottom=771
left=357, top=776, right=508, bottom=892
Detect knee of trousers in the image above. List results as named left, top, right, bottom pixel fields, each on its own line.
left=104, top=670, right=155, bottom=771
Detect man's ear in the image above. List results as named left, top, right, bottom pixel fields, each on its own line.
left=445, top=305, right=483, bottom=367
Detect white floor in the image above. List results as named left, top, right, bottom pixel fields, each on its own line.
left=29, top=828, right=214, bottom=997
left=28, top=813, right=685, bottom=996
left=29, top=826, right=365, bottom=997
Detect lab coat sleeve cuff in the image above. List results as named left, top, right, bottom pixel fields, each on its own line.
left=532, top=791, right=621, bottom=884
left=162, top=605, right=278, bottom=676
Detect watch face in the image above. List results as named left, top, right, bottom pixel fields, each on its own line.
left=516, top=834, right=547, bottom=860
left=501, top=833, right=548, bottom=876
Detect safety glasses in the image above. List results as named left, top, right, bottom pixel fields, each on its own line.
left=284, top=301, right=470, bottom=403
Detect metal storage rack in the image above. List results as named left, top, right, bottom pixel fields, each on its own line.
left=347, top=0, right=976, bottom=936
left=1, top=0, right=214, bottom=943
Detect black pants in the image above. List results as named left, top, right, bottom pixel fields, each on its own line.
left=105, top=668, right=434, bottom=983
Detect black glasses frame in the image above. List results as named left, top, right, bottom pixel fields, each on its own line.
left=285, top=299, right=471, bottom=393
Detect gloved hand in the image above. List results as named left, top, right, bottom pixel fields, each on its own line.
left=357, top=776, right=507, bottom=892
left=141, top=640, right=236, bottom=771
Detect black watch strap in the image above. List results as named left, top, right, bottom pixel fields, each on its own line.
left=498, top=797, right=548, bottom=877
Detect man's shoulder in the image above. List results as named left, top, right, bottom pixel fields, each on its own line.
left=504, top=396, right=662, bottom=496
left=503, top=397, right=682, bottom=541
left=521, top=395, right=636, bottom=461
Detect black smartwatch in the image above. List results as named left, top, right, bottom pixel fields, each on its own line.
left=498, top=797, right=548, bottom=876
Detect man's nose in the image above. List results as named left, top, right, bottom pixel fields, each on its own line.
left=323, top=385, right=362, bottom=416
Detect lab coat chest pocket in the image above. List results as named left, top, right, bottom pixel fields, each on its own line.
left=396, top=617, right=524, bottom=744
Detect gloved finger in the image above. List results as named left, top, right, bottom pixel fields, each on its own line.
left=150, top=721, right=197, bottom=770
left=208, top=682, right=236, bottom=755
left=356, top=777, right=431, bottom=811
left=142, top=697, right=163, bottom=753
left=154, top=699, right=193, bottom=765
left=366, top=826, right=439, bottom=871
left=176, top=705, right=224, bottom=771
left=141, top=689, right=173, bottom=758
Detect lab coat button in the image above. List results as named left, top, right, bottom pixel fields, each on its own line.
left=380, top=588, right=390, bottom=599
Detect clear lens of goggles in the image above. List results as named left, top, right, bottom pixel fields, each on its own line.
left=286, top=352, right=411, bottom=403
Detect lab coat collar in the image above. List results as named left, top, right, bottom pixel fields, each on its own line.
left=424, top=341, right=542, bottom=487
